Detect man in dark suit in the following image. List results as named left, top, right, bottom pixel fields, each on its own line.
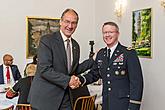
left=79, top=22, right=144, bottom=110
left=0, top=54, right=21, bottom=84
left=28, top=8, right=94, bottom=110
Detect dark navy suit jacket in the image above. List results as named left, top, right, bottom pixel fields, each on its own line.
left=0, top=64, right=21, bottom=84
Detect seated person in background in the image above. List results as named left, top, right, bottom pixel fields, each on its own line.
left=6, top=64, right=37, bottom=104
left=0, top=54, right=21, bottom=84
left=24, top=55, right=38, bottom=77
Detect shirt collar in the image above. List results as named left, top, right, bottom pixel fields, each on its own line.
left=60, top=30, right=71, bottom=42
left=3, top=64, right=9, bottom=69
left=107, top=42, right=118, bottom=55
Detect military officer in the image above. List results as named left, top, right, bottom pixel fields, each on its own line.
left=79, top=21, right=143, bottom=110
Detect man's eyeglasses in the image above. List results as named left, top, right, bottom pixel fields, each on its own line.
left=103, top=31, right=118, bottom=35
left=62, top=20, right=77, bottom=26
left=4, top=59, right=13, bottom=62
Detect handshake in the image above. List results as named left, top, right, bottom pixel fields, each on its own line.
left=69, top=75, right=81, bottom=89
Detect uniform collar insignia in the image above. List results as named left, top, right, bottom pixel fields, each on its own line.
left=127, top=46, right=133, bottom=50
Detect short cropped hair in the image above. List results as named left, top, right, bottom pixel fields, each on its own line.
left=102, top=22, right=119, bottom=32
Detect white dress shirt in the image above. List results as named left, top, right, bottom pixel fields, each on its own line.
left=107, top=42, right=118, bottom=58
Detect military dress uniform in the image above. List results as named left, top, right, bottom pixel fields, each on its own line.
left=80, top=43, right=143, bottom=110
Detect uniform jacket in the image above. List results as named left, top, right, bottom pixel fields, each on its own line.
left=80, top=43, right=143, bottom=110
left=0, top=64, right=21, bottom=84
left=28, top=31, right=94, bottom=110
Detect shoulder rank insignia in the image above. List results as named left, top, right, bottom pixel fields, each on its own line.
left=127, top=46, right=133, bottom=50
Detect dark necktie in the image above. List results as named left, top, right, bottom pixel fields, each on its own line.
left=66, top=39, right=71, bottom=72
left=107, top=49, right=111, bottom=63
left=6, top=66, right=10, bottom=84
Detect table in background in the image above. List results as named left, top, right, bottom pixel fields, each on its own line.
left=0, top=84, right=18, bottom=109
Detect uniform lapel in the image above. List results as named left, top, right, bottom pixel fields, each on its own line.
left=97, top=48, right=110, bottom=70
left=109, top=43, right=123, bottom=66
left=102, top=48, right=109, bottom=65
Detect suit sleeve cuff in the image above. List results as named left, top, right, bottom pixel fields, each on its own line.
left=78, top=75, right=86, bottom=87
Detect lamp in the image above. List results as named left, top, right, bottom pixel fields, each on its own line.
left=161, top=0, right=165, bottom=8
left=114, top=0, right=127, bottom=17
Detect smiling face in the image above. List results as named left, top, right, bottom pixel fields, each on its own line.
left=102, top=24, right=119, bottom=48
left=60, top=10, right=78, bottom=38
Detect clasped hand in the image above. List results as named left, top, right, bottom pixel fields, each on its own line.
left=69, top=75, right=81, bottom=89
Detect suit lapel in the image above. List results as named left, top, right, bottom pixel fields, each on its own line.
left=0, top=65, right=4, bottom=84
left=55, top=32, right=68, bottom=69
left=54, top=32, right=79, bottom=74
left=70, top=39, right=79, bottom=74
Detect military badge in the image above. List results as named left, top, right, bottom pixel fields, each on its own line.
left=127, top=46, right=134, bottom=50
left=97, top=60, right=103, bottom=69
left=121, top=70, right=126, bottom=75
left=118, top=66, right=121, bottom=69
left=113, top=62, right=117, bottom=65
left=119, top=62, right=123, bottom=65
left=115, top=71, right=119, bottom=75
left=113, top=54, right=124, bottom=62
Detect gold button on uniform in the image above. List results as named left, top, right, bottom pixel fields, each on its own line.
left=121, top=70, right=125, bottom=75
left=115, top=71, right=119, bottom=75
left=108, top=88, right=111, bottom=91
left=107, top=74, right=110, bottom=77
left=107, top=81, right=111, bottom=84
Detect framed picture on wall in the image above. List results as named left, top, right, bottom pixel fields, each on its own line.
left=132, top=8, right=152, bottom=58
left=26, top=16, right=60, bottom=58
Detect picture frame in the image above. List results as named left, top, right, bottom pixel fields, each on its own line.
left=132, top=8, right=152, bottom=58
left=26, top=16, right=60, bottom=58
